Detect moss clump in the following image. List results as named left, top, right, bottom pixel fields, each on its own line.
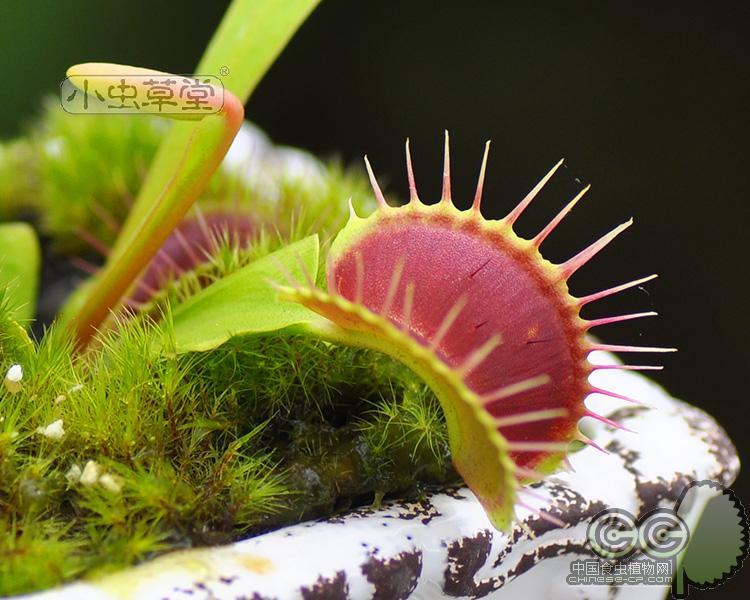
left=0, top=296, right=453, bottom=595
left=0, top=100, right=165, bottom=252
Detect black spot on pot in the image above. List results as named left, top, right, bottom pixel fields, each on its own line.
left=443, top=530, right=497, bottom=597
left=637, top=473, right=693, bottom=515
left=605, top=427, right=698, bottom=515
left=361, top=550, right=422, bottom=600
left=442, top=486, right=468, bottom=500
left=300, top=571, right=349, bottom=600
left=172, top=580, right=275, bottom=599
left=494, top=483, right=606, bottom=569
left=394, top=498, right=441, bottom=524
left=510, top=484, right=599, bottom=543
left=605, top=439, right=642, bottom=480
left=325, top=496, right=441, bottom=525
left=505, top=541, right=592, bottom=581
left=535, top=500, right=607, bottom=539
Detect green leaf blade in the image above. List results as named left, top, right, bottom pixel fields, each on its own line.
left=112, top=0, right=321, bottom=256
left=0, top=222, right=40, bottom=323
left=169, top=235, right=321, bottom=353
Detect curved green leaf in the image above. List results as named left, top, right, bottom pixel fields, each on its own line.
left=169, top=235, right=322, bottom=353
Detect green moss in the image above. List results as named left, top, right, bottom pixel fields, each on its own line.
left=4, top=100, right=166, bottom=252
left=0, top=272, right=455, bottom=596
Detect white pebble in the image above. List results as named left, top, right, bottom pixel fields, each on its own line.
left=38, top=419, right=65, bottom=440
left=80, top=460, right=101, bottom=486
left=65, top=464, right=82, bottom=484
left=4, top=364, right=23, bottom=394
left=99, top=473, right=123, bottom=493
left=6, top=364, right=22, bottom=381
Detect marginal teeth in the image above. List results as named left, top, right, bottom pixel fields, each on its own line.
left=471, top=140, right=492, bottom=212
left=584, top=410, right=634, bottom=433
left=348, top=197, right=361, bottom=220
left=585, top=311, right=657, bottom=329
left=405, top=138, right=419, bottom=204
left=532, top=184, right=590, bottom=247
left=591, top=343, right=677, bottom=354
left=441, top=130, right=452, bottom=204
left=515, top=499, right=566, bottom=527
left=589, top=386, right=642, bottom=404
left=504, top=158, right=565, bottom=226
left=577, top=274, right=658, bottom=306
left=559, top=219, right=633, bottom=279
left=401, top=282, right=415, bottom=331
left=310, top=139, right=669, bottom=530
left=591, top=364, right=664, bottom=371
left=575, top=433, right=610, bottom=454
left=363, top=155, right=388, bottom=208
left=456, top=334, right=502, bottom=377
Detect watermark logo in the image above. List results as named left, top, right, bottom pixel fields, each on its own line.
left=568, top=508, right=687, bottom=588
left=587, top=507, right=690, bottom=560
left=568, top=480, right=748, bottom=597
left=60, top=74, right=224, bottom=115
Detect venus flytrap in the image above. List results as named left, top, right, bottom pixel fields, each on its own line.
left=168, top=136, right=673, bottom=530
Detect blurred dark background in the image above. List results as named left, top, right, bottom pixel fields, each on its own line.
left=1, top=1, right=748, bottom=596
